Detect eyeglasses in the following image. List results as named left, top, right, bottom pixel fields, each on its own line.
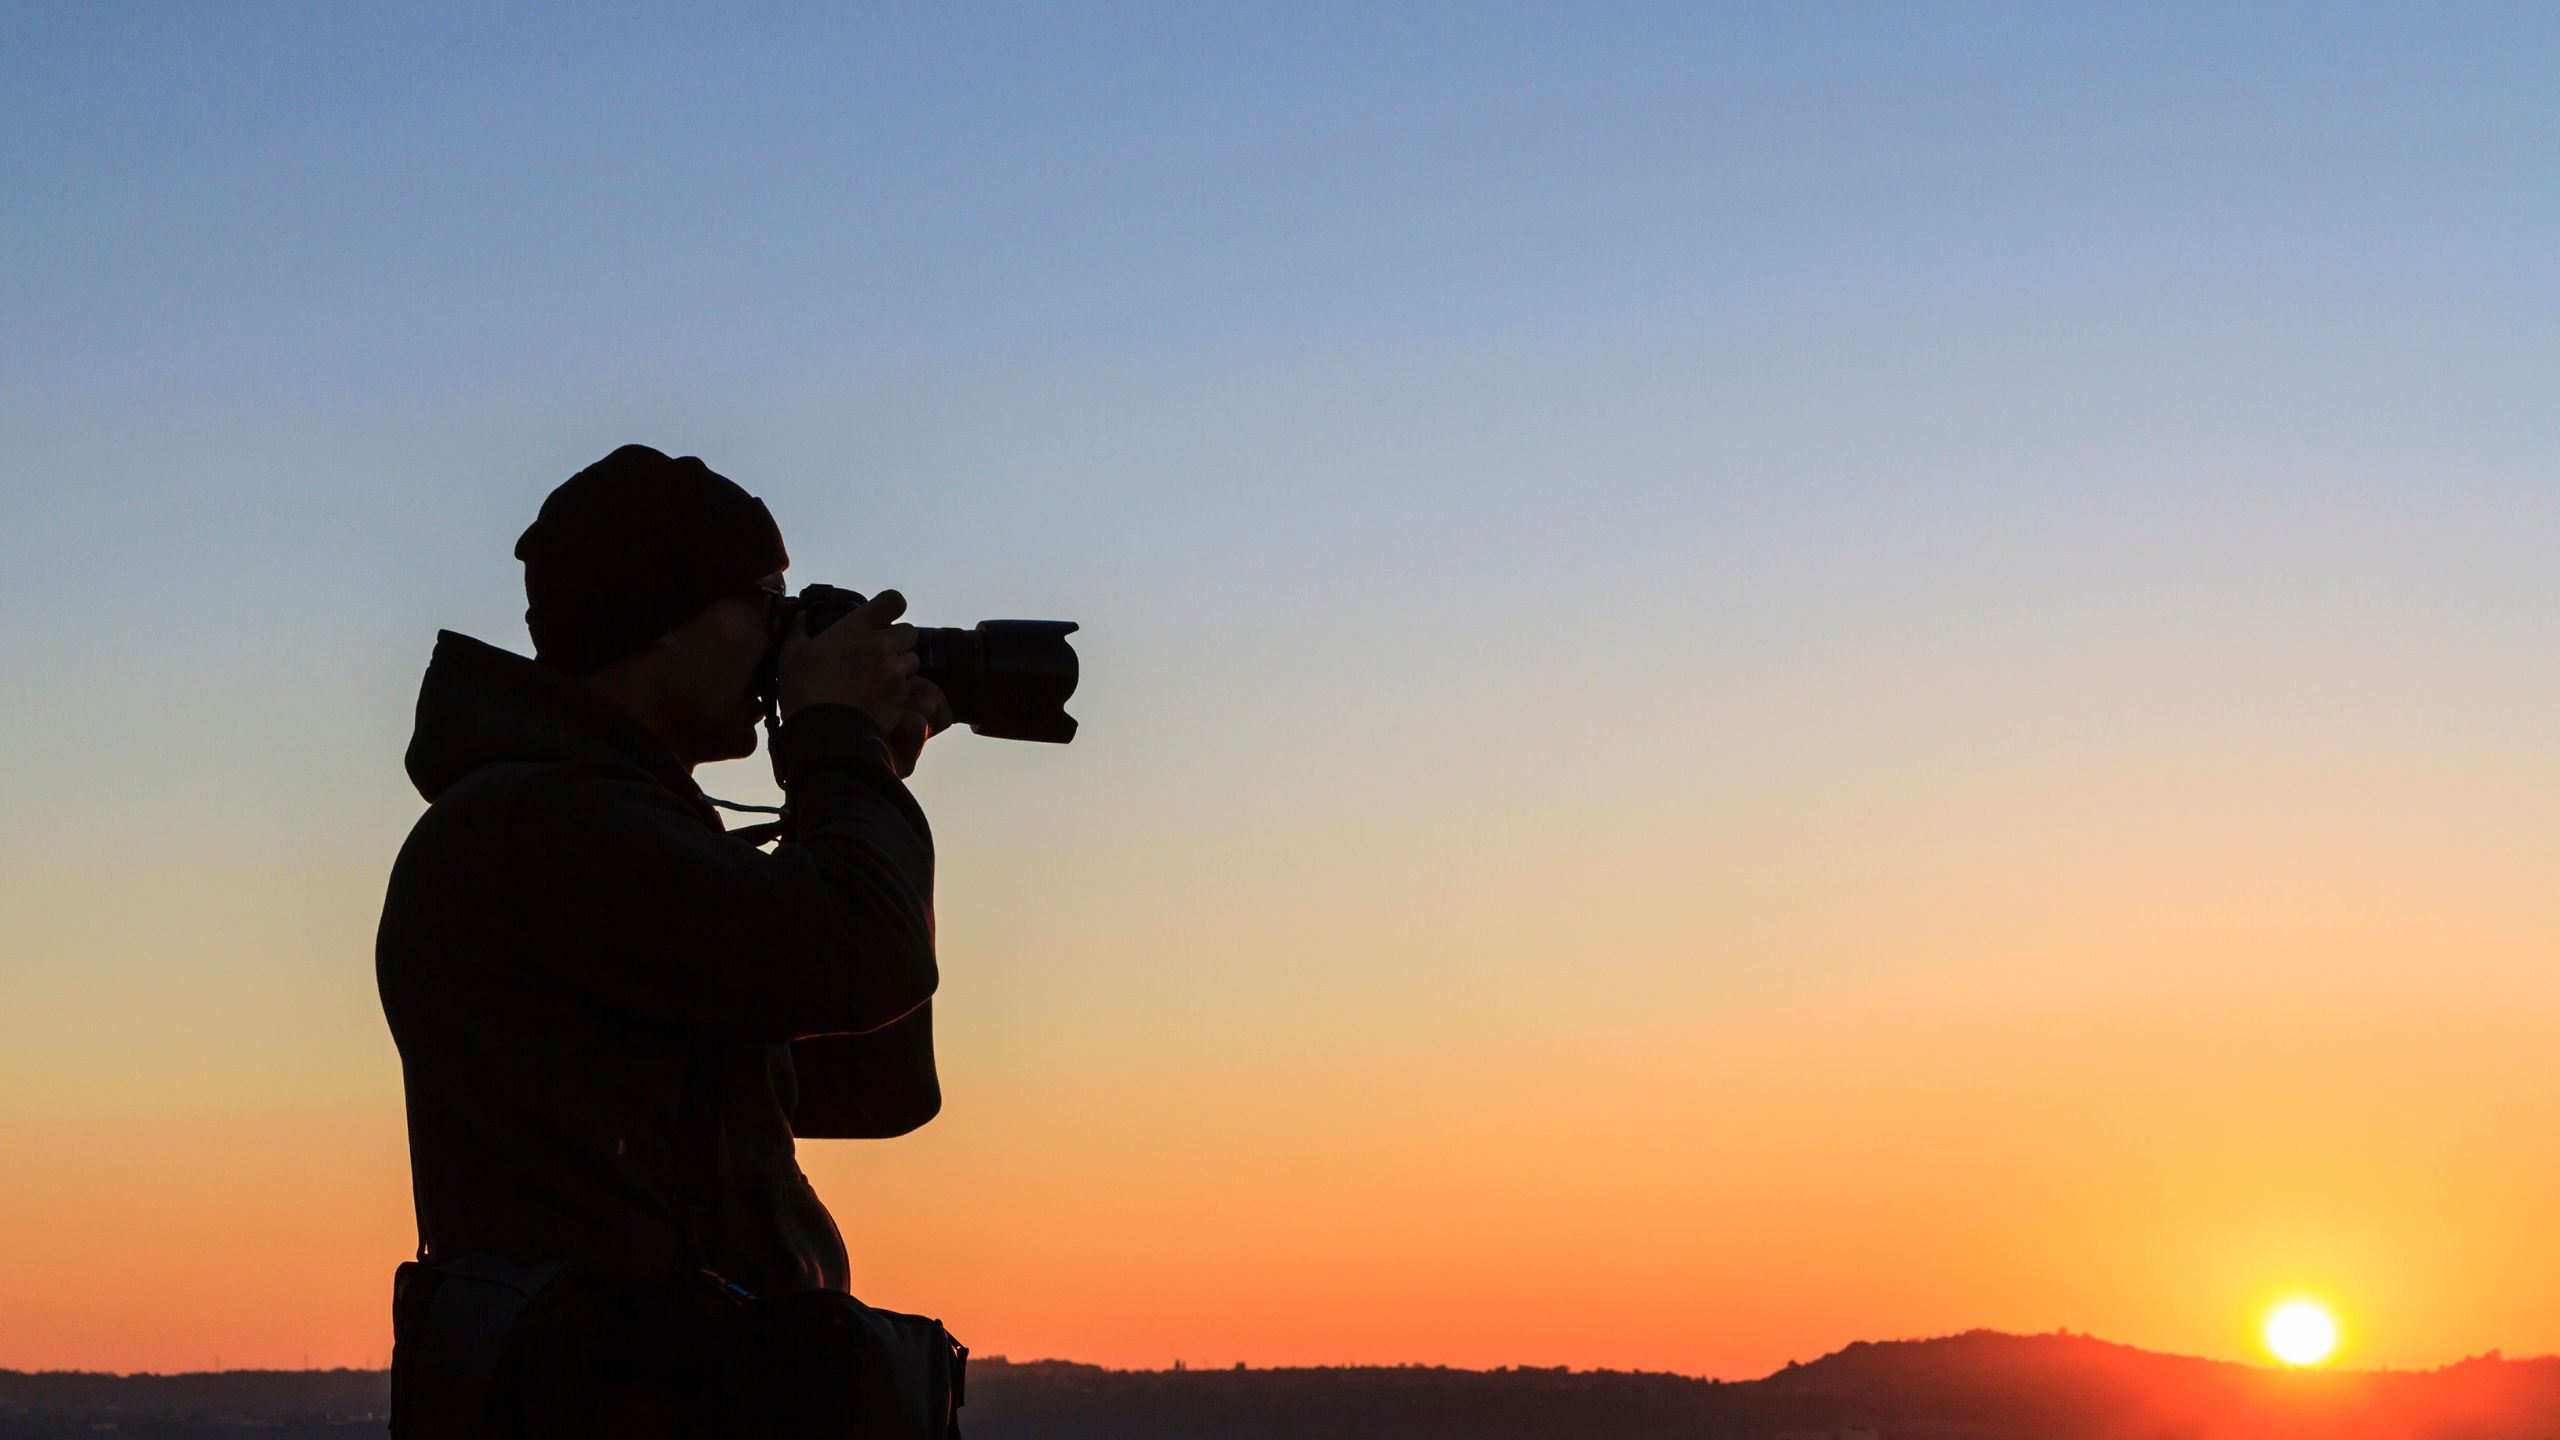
left=742, top=583, right=790, bottom=630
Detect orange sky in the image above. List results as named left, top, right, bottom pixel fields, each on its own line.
left=9, top=685, right=2560, bottom=1376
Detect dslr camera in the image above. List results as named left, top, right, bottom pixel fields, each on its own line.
left=760, top=584, right=1080, bottom=773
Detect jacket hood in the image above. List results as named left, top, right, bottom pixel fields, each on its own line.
left=404, top=630, right=701, bottom=806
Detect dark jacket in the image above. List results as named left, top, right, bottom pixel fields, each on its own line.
left=378, top=631, right=940, bottom=1298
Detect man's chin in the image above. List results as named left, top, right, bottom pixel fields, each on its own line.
left=683, top=722, right=762, bottom=768
left=717, top=724, right=762, bottom=764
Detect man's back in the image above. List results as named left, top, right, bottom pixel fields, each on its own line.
left=379, top=629, right=942, bottom=1296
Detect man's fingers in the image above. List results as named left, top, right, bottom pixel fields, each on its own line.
left=850, top=589, right=908, bottom=628
left=777, top=589, right=929, bottom=730
left=887, top=710, right=932, bottom=778
left=906, top=678, right=955, bottom=733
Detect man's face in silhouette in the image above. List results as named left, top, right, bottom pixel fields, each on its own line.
left=584, top=570, right=786, bottom=768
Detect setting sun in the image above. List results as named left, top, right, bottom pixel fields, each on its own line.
left=2266, top=1303, right=2339, bottom=1366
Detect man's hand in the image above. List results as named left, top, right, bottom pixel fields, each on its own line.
left=884, top=674, right=953, bottom=778
left=776, top=589, right=915, bottom=727
left=774, top=590, right=953, bottom=778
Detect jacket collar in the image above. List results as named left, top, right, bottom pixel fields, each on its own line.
left=403, top=630, right=713, bottom=823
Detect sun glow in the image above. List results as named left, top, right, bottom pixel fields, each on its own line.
left=2266, top=1302, right=2338, bottom=1366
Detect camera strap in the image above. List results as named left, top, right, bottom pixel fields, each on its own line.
left=671, top=1039, right=740, bottom=1291
left=702, top=793, right=789, bottom=848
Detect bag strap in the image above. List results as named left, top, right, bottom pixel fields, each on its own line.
left=409, top=1057, right=453, bottom=1265
left=671, top=1037, right=726, bottom=1279
left=411, top=1173, right=434, bottom=1265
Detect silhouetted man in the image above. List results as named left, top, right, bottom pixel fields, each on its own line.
left=378, top=445, right=952, bottom=1434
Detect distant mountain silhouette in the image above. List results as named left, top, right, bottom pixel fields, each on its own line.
left=963, top=1332, right=2560, bottom=1440
left=0, top=1365, right=387, bottom=1435
left=6, top=1330, right=2558, bottom=1438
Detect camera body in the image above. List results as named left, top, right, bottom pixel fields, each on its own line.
left=769, top=583, right=1080, bottom=745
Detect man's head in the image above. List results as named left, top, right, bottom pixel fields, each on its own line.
left=517, top=445, right=790, bottom=766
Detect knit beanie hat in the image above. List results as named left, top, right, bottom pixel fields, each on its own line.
left=515, top=444, right=790, bottom=676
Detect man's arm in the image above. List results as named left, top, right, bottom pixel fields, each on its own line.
left=455, top=701, right=937, bottom=1042
left=791, top=1002, right=941, bottom=1138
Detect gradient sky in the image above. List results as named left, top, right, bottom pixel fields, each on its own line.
left=5, top=1, right=2559, bottom=1379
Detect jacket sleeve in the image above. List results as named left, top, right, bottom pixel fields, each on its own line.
left=459, top=704, right=937, bottom=1042
left=790, top=1002, right=941, bottom=1138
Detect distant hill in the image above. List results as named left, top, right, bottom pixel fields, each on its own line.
left=0, top=1365, right=387, bottom=1435
left=7, top=1330, right=2559, bottom=1438
left=964, top=1333, right=2560, bottom=1440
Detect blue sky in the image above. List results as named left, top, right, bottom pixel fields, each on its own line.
left=8, top=2, right=2551, bottom=765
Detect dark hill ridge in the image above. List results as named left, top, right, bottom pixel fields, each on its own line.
left=6, top=1330, right=2559, bottom=1438
left=1739, top=1330, right=2560, bottom=1439
left=967, top=1334, right=2560, bottom=1440
left=0, top=1365, right=387, bottom=1433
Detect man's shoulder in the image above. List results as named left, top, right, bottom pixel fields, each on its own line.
left=406, top=750, right=715, bottom=855
left=418, top=755, right=568, bottom=822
